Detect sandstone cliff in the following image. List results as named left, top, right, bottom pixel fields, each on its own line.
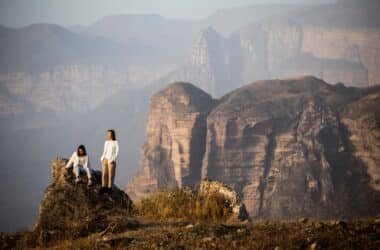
left=126, top=82, right=215, bottom=201
left=127, top=76, right=380, bottom=219
left=202, top=76, right=380, bottom=219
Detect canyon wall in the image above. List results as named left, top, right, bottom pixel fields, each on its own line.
left=127, top=76, right=380, bottom=219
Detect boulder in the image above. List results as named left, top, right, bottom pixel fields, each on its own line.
left=33, top=157, right=136, bottom=244
left=197, top=180, right=249, bottom=221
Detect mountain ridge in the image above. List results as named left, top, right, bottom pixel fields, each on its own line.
left=127, top=76, right=380, bottom=219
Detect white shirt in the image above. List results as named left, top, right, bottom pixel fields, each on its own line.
left=100, top=140, right=119, bottom=162
left=65, top=151, right=90, bottom=168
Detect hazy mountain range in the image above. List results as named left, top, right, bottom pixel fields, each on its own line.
left=1, top=0, right=380, bottom=232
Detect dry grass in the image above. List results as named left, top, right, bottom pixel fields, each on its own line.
left=132, top=188, right=233, bottom=222
left=2, top=186, right=380, bottom=249
left=5, top=218, right=379, bottom=249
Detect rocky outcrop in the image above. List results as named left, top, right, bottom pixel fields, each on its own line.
left=33, top=158, right=135, bottom=245
left=198, top=180, right=249, bottom=220
left=126, top=82, right=215, bottom=201
left=128, top=76, right=380, bottom=219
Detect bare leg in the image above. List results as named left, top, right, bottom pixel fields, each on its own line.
left=107, top=161, right=116, bottom=189
left=101, top=159, right=109, bottom=187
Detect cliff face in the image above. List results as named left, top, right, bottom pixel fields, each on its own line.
left=202, top=77, right=380, bottom=218
left=340, top=91, right=380, bottom=192
left=126, top=82, right=215, bottom=201
left=127, top=76, right=380, bottom=219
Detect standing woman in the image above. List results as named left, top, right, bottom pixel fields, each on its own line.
left=99, top=129, right=119, bottom=194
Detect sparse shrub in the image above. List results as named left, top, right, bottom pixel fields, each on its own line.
left=132, top=188, right=233, bottom=222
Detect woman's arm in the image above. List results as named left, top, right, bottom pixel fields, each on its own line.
left=111, top=141, right=119, bottom=163
left=65, top=152, right=76, bottom=169
left=83, top=155, right=90, bottom=168
left=100, top=141, right=106, bottom=161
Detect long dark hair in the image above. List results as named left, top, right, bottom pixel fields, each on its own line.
left=77, top=144, right=87, bottom=156
left=108, top=129, right=116, bottom=140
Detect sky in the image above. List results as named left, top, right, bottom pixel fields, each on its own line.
left=0, top=0, right=335, bottom=28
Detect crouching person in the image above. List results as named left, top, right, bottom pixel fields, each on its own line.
left=65, top=144, right=93, bottom=186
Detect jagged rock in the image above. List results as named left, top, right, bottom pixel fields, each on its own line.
left=128, top=76, right=380, bottom=219
left=330, top=220, right=348, bottom=229
left=33, top=158, right=135, bottom=245
left=126, top=82, right=215, bottom=201
left=299, top=218, right=309, bottom=224
left=197, top=180, right=249, bottom=221
left=309, top=242, right=318, bottom=250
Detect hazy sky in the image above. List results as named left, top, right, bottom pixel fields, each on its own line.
left=0, top=0, right=334, bottom=28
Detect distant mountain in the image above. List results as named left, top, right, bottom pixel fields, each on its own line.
left=70, top=14, right=198, bottom=63
left=0, top=23, right=127, bottom=73
left=162, top=1, right=380, bottom=97
left=201, top=4, right=306, bottom=37
left=127, top=76, right=380, bottom=219
left=0, top=22, right=177, bottom=127
left=4, top=1, right=379, bottom=126
left=0, top=5, right=314, bottom=126
left=294, top=0, right=380, bottom=28
left=157, top=26, right=239, bottom=97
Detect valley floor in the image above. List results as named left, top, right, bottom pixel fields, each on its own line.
left=2, top=218, right=380, bottom=249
